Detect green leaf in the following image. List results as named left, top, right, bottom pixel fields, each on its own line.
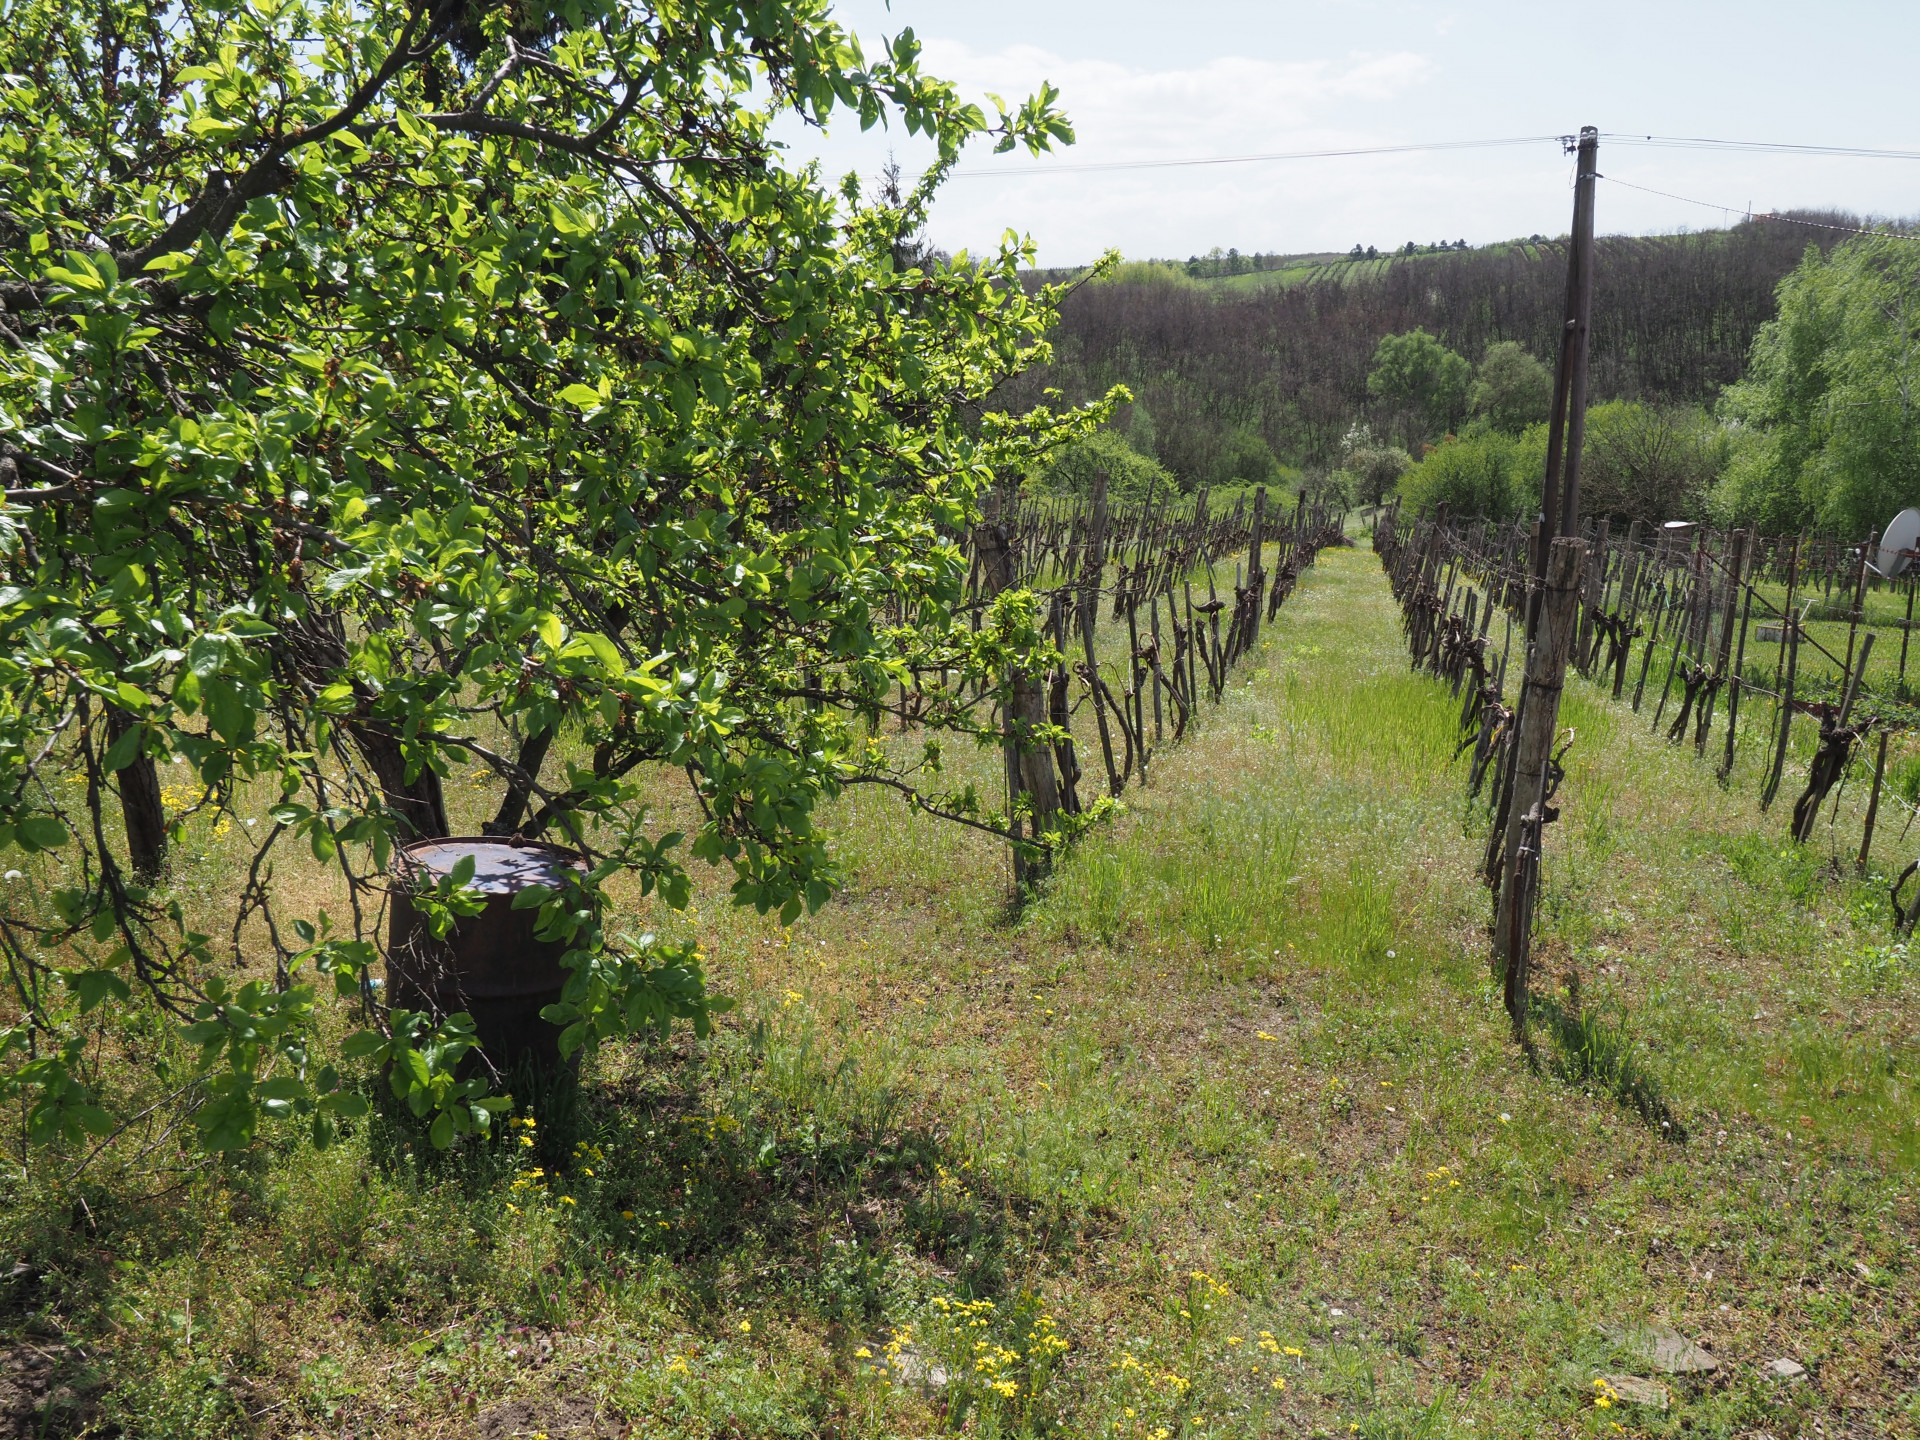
left=321, top=1090, right=370, bottom=1118
left=65, top=969, right=130, bottom=1014
left=69, top=1103, right=116, bottom=1137
left=429, top=1110, right=455, bottom=1148
left=510, top=883, right=555, bottom=911
left=103, top=722, right=145, bottom=773
left=17, top=816, right=69, bottom=851
left=557, top=383, right=603, bottom=408
left=340, top=1030, right=387, bottom=1060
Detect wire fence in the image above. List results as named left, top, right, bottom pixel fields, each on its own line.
left=1375, top=501, right=1920, bottom=927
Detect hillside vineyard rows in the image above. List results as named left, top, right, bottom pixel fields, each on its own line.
left=5, top=0, right=1920, bottom=1435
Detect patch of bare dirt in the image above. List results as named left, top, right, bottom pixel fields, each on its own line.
left=474, top=1393, right=626, bottom=1439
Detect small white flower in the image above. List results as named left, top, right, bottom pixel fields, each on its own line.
left=1498, top=1113, right=1511, bottom=1123
left=2, top=870, right=20, bottom=882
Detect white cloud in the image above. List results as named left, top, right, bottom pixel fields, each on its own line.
left=775, top=41, right=1449, bottom=265
left=917, top=40, right=1435, bottom=159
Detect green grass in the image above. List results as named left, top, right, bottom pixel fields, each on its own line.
left=4, top=545, right=1918, bottom=1438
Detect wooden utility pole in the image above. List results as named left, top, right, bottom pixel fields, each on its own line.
left=1488, top=126, right=1598, bottom=898
left=1528, top=126, right=1600, bottom=626
left=1493, top=537, right=1587, bottom=1035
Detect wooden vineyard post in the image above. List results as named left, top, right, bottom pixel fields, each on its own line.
left=1760, top=611, right=1799, bottom=812
left=1697, top=528, right=1747, bottom=757
left=1792, top=632, right=1873, bottom=844
left=1079, top=471, right=1124, bottom=799
left=1486, top=517, right=1547, bottom=886
left=1864, top=578, right=1917, bottom=869
left=1902, top=573, right=1916, bottom=681
left=1245, top=486, right=1268, bottom=651
left=1613, top=520, right=1645, bottom=699
left=1493, top=537, right=1587, bottom=1037
left=1720, top=534, right=1756, bottom=783
left=1630, top=583, right=1665, bottom=712
left=1126, top=592, right=1148, bottom=784
left=1148, top=600, right=1165, bottom=744
left=1860, top=729, right=1890, bottom=873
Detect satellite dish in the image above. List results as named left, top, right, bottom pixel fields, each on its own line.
left=1879, top=508, right=1920, bottom=578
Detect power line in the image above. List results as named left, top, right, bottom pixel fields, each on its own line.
left=1600, top=174, right=1920, bottom=241
left=947, top=131, right=1920, bottom=180
left=1603, top=134, right=1920, bottom=162
left=947, top=134, right=1560, bottom=179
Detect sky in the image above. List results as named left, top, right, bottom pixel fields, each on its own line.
left=769, top=0, right=1920, bottom=268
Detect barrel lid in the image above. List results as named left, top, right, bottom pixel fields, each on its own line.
left=396, top=837, right=585, bottom=895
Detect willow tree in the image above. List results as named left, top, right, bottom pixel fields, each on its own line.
left=0, top=0, right=1103, bottom=1150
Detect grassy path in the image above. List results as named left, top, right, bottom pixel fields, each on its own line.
left=5, top=545, right=1917, bottom=1439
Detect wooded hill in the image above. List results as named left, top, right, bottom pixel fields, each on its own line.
left=1004, top=216, right=1855, bottom=486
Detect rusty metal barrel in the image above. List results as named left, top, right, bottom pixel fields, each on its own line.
left=386, top=837, right=588, bottom=1079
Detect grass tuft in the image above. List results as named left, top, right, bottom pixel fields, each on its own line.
left=1530, top=993, right=1687, bottom=1141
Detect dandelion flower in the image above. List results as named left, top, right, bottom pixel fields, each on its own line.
left=739, top=1320, right=752, bottom=1333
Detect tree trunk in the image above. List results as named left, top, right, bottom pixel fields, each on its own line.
left=107, top=705, right=168, bottom=881
left=286, top=610, right=451, bottom=841
left=489, top=727, right=555, bottom=835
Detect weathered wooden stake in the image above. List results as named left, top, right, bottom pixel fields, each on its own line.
left=1760, top=610, right=1800, bottom=812
left=1493, top=538, right=1586, bottom=1032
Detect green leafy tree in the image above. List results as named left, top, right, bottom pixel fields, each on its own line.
left=1396, top=429, right=1539, bottom=521
left=1032, top=428, right=1170, bottom=501
left=1337, top=422, right=1411, bottom=506
left=1126, top=402, right=1159, bottom=461
left=1581, top=401, right=1725, bottom=526
left=1716, top=236, right=1920, bottom=536
left=1366, top=328, right=1472, bottom=449
left=0, top=0, right=1100, bottom=1152
left=1471, top=341, right=1553, bottom=433
left=1211, top=427, right=1284, bottom=489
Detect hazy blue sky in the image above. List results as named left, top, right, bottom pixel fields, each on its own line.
left=771, top=1, right=1920, bottom=267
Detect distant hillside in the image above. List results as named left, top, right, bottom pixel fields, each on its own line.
left=1006, top=217, right=1853, bottom=485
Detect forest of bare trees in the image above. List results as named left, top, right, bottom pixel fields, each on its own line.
left=1005, top=216, right=1855, bottom=487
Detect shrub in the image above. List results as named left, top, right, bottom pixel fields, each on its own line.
left=1396, top=430, right=1536, bottom=521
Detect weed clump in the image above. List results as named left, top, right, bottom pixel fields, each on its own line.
left=1531, top=993, right=1687, bottom=1141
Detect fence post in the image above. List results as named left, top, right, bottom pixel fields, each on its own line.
left=1698, top=528, right=1747, bottom=756
left=1245, top=485, right=1268, bottom=650
left=1079, top=471, right=1123, bottom=798
left=1760, top=613, right=1799, bottom=812
left=1492, top=537, right=1587, bottom=1030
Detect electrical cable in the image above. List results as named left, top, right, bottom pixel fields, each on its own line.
left=1603, top=134, right=1920, bottom=162
left=946, top=134, right=1560, bottom=178
left=948, top=131, right=1920, bottom=180
left=1599, top=174, right=1920, bottom=241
